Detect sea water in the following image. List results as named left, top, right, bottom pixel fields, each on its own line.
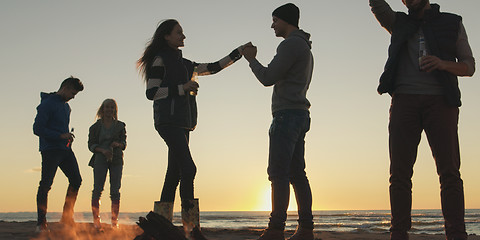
left=1, top=209, right=479, bottom=235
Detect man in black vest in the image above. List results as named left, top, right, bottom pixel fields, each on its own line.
left=369, top=0, right=475, bottom=239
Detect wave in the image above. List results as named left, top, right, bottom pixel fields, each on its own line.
left=1, top=209, right=479, bottom=235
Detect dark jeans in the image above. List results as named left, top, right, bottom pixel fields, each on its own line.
left=156, top=126, right=197, bottom=202
left=388, top=94, right=466, bottom=239
left=92, top=160, right=123, bottom=201
left=37, top=149, right=82, bottom=225
left=267, top=109, right=313, bottom=230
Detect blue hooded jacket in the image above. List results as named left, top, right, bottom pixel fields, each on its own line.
left=33, top=92, right=71, bottom=151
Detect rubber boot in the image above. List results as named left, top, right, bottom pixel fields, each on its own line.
left=36, top=199, right=48, bottom=233
left=92, top=198, right=103, bottom=231
left=111, top=199, right=120, bottom=229
left=60, top=185, right=78, bottom=227
left=181, top=199, right=207, bottom=240
left=153, top=201, right=174, bottom=222
left=287, top=226, right=314, bottom=240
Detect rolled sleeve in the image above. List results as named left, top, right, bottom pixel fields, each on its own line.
left=456, top=22, right=475, bottom=76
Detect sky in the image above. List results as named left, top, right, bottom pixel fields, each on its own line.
left=0, top=0, right=479, bottom=214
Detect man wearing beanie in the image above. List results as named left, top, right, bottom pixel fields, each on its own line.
left=243, top=3, right=314, bottom=240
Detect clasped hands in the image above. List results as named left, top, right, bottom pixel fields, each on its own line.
left=241, top=42, right=257, bottom=62
left=98, top=142, right=123, bottom=162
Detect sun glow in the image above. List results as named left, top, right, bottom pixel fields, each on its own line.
left=255, top=183, right=298, bottom=212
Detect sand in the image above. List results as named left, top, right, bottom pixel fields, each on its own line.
left=0, top=221, right=478, bottom=240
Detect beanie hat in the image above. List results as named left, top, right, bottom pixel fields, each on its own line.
left=272, top=3, right=299, bottom=28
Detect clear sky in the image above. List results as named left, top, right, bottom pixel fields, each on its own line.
left=0, top=0, right=479, bottom=213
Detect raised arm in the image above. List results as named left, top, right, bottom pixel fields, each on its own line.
left=247, top=39, right=297, bottom=87
left=195, top=46, right=242, bottom=76
left=370, top=0, right=396, bottom=33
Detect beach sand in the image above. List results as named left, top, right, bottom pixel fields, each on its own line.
left=1, top=221, right=478, bottom=240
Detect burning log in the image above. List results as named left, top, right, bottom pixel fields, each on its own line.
left=134, top=211, right=186, bottom=240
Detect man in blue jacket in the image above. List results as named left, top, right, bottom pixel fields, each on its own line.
left=33, top=76, right=84, bottom=233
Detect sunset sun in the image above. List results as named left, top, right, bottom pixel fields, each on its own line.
left=256, top=183, right=298, bottom=212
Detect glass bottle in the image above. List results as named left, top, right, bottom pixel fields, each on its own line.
left=418, top=30, right=427, bottom=70
left=190, top=66, right=198, bottom=96
left=66, top=128, right=74, bottom=147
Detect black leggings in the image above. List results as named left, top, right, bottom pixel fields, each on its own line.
left=156, top=126, right=197, bottom=202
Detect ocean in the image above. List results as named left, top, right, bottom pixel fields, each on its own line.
left=1, top=209, right=479, bottom=235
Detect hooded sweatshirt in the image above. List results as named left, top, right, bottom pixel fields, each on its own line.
left=249, top=29, right=314, bottom=113
left=33, top=92, right=71, bottom=151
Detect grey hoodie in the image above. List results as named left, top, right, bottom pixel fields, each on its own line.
left=249, top=29, right=313, bottom=113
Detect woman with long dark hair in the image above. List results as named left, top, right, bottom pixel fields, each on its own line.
left=138, top=19, right=244, bottom=239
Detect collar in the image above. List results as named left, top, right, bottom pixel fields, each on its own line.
left=408, top=3, right=441, bottom=21
left=423, top=4, right=441, bottom=21
left=162, top=46, right=183, bottom=59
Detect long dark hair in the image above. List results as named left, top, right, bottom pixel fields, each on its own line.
left=137, top=19, right=179, bottom=82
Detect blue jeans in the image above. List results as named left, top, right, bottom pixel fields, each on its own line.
left=156, top=126, right=197, bottom=202
left=37, top=149, right=82, bottom=224
left=267, top=109, right=313, bottom=230
left=92, top=160, right=123, bottom=201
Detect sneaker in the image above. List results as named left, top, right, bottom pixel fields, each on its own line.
left=35, top=223, right=50, bottom=233
left=287, top=226, right=314, bottom=240
left=258, top=228, right=284, bottom=240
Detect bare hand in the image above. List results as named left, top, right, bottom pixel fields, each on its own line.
left=421, top=55, right=446, bottom=72
left=111, top=142, right=123, bottom=149
left=183, top=81, right=199, bottom=95
left=102, top=148, right=113, bottom=160
left=239, top=42, right=253, bottom=55
left=60, top=132, right=75, bottom=142
left=243, top=44, right=257, bottom=62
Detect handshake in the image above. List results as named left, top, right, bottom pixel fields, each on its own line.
left=240, top=42, right=257, bottom=62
